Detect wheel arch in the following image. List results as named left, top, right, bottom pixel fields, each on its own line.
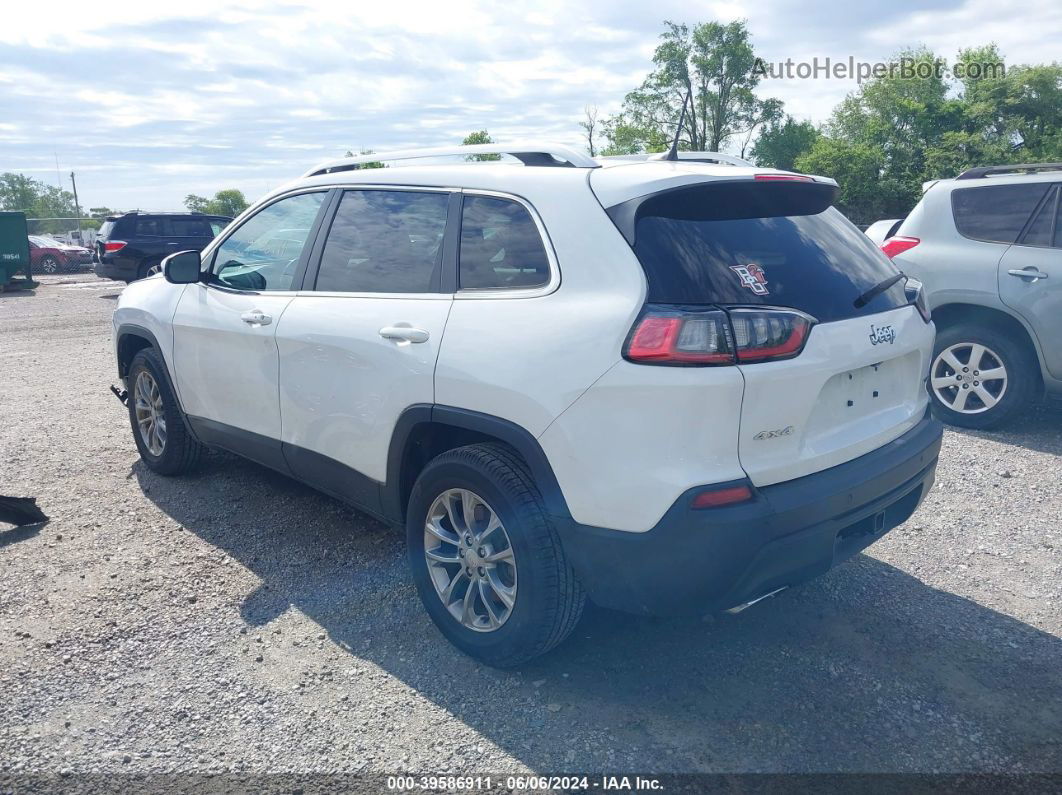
left=384, top=405, right=571, bottom=527
left=931, top=303, right=1045, bottom=392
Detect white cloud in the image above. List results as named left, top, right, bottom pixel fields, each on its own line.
left=3, top=0, right=1060, bottom=209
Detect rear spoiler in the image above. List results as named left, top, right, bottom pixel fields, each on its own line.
left=605, top=177, right=839, bottom=246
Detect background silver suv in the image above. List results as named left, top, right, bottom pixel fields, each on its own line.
left=884, top=164, right=1062, bottom=428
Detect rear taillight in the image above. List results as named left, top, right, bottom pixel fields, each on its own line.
left=624, top=306, right=815, bottom=366
left=728, top=308, right=814, bottom=363
left=880, top=236, right=919, bottom=258
left=103, top=241, right=127, bottom=253
left=625, top=307, right=733, bottom=365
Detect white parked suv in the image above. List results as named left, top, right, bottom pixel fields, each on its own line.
left=111, top=143, right=943, bottom=665
left=882, top=163, right=1062, bottom=428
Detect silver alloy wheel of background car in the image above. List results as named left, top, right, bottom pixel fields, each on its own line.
left=931, top=342, right=1008, bottom=414
left=424, top=488, right=517, bottom=632
left=145, top=263, right=163, bottom=277
left=133, top=370, right=167, bottom=456
left=39, top=256, right=60, bottom=274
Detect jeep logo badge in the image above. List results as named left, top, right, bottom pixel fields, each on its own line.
left=869, top=324, right=896, bottom=345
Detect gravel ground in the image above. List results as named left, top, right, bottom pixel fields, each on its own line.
left=1, top=274, right=1060, bottom=779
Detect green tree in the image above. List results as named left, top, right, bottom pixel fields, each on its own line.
left=795, top=138, right=914, bottom=225
left=0, top=172, right=79, bottom=234
left=602, top=20, right=781, bottom=155
left=183, top=189, right=250, bottom=217
left=750, top=115, right=819, bottom=170
left=461, top=130, right=500, bottom=161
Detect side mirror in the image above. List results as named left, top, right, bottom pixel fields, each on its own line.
left=163, top=250, right=202, bottom=284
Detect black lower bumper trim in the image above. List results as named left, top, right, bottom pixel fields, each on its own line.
left=556, top=415, right=943, bottom=616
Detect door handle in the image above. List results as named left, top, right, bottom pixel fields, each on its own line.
left=379, top=325, right=429, bottom=344
left=241, top=309, right=272, bottom=326
left=1008, top=267, right=1049, bottom=281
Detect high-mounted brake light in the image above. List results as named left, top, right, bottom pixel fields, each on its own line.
left=103, top=241, right=127, bottom=253
left=754, top=173, right=813, bottom=181
left=880, top=236, right=919, bottom=259
left=691, top=483, right=753, bottom=509
left=624, top=306, right=815, bottom=366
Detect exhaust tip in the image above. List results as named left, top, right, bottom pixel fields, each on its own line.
left=724, top=586, right=789, bottom=614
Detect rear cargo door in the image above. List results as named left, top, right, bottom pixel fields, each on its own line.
left=627, top=181, right=933, bottom=487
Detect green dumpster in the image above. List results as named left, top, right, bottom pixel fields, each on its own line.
left=0, top=211, right=37, bottom=290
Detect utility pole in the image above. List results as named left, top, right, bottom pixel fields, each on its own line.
left=70, top=172, right=82, bottom=244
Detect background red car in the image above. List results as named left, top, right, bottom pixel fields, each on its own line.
left=28, top=235, right=93, bottom=274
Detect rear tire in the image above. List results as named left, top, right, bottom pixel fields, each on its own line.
left=127, top=348, right=202, bottom=475
left=407, top=443, right=585, bottom=667
left=39, top=255, right=61, bottom=274
left=929, top=323, right=1038, bottom=429
left=138, top=260, right=162, bottom=280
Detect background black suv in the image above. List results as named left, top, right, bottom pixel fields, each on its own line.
left=95, top=212, right=231, bottom=282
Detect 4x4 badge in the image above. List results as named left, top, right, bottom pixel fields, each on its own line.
left=730, top=263, right=770, bottom=296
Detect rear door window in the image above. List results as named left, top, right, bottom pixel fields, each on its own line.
left=631, top=184, right=907, bottom=322
left=314, top=189, right=449, bottom=293
left=952, top=183, right=1050, bottom=243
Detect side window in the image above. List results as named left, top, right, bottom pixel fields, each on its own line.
left=1019, top=186, right=1060, bottom=248
left=314, top=190, right=449, bottom=293
left=136, top=217, right=163, bottom=236
left=459, top=196, right=550, bottom=290
left=209, top=220, right=228, bottom=237
left=168, top=218, right=211, bottom=237
left=952, top=183, right=1050, bottom=244
left=211, top=192, right=325, bottom=292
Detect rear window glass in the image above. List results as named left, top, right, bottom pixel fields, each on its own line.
left=633, top=200, right=907, bottom=323
left=952, top=183, right=1050, bottom=243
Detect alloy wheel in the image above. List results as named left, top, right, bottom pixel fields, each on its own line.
left=40, top=256, right=59, bottom=274
left=931, top=342, right=1008, bottom=414
left=145, top=263, right=163, bottom=277
left=133, top=370, right=167, bottom=456
left=423, top=488, right=517, bottom=632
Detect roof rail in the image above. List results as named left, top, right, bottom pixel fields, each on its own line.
left=599, top=151, right=755, bottom=167
left=956, top=162, right=1062, bottom=180
left=305, top=142, right=598, bottom=177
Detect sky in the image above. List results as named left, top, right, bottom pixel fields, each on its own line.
left=2, top=0, right=1061, bottom=211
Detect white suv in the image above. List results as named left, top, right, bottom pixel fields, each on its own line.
left=111, top=143, right=943, bottom=666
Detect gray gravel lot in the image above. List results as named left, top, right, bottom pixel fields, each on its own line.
left=1, top=274, right=1060, bottom=776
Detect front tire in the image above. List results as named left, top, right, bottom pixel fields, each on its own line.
left=929, top=323, right=1038, bottom=429
left=127, top=348, right=202, bottom=475
left=407, top=443, right=585, bottom=667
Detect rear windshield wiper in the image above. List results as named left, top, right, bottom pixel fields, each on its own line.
left=854, top=272, right=905, bottom=308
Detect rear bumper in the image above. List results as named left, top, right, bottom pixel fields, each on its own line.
left=94, top=255, right=137, bottom=280
left=556, top=413, right=943, bottom=615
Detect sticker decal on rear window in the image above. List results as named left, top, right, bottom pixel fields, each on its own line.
left=730, top=263, right=770, bottom=295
